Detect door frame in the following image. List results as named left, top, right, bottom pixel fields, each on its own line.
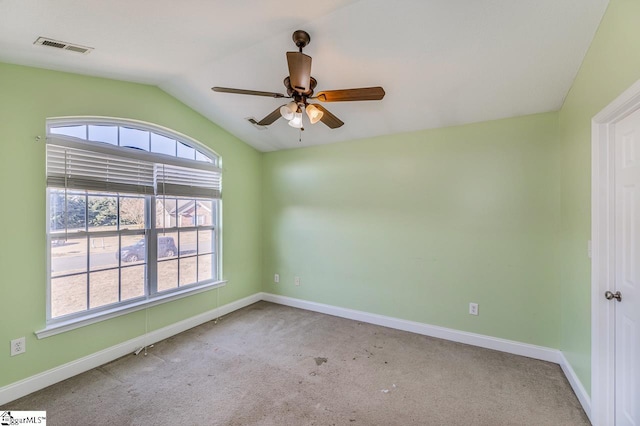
left=591, top=78, right=640, bottom=426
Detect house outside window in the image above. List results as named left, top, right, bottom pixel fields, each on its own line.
left=44, top=117, right=223, bottom=332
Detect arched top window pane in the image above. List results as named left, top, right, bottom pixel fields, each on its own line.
left=120, top=127, right=150, bottom=152
left=51, top=125, right=86, bottom=139
left=47, top=118, right=217, bottom=165
left=178, top=142, right=196, bottom=160
left=88, top=125, right=118, bottom=145
left=151, top=133, right=176, bottom=156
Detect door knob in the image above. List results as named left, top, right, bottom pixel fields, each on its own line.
left=604, top=290, right=622, bottom=302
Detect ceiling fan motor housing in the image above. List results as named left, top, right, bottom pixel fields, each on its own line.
left=284, top=76, right=317, bottom=98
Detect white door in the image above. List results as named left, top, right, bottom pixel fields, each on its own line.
left=614, top=107, right=640, bottom=426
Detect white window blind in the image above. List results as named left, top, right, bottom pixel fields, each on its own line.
left=47, top=137, right=221, bottom=198
left=155, top=164, right=221, bottom=198
left=47, top=143, right=155, bottom=194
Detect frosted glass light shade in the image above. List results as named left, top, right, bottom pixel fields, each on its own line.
left=305, top=104, right=324, bottom=124
left=280, top=102, right=297, bottom=121
left=288, top=112, right=303, bottom=128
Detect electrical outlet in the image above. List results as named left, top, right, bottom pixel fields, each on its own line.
left=274, top=273, right=280, bottom=283
left=11, top=337, right=26, bottom=356
left=294, top=276, right=300, bottom=286
left=469, top=303, right=479, bottom=316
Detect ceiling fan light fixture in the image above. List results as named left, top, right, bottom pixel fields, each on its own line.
left=306, top=104, right=324, bottom=124
left=212, top=31, right=384, bottom=134
left=280, top=102, right=297, bottom=120
left=288, top=112, right=303, bottom=128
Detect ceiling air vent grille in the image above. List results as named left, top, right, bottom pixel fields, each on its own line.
left=34, top=37, right=93, bottom=55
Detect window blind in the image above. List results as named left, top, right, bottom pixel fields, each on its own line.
left=46, top=142, right=155, bottom=194
left=155, top=164, right=222, bottom=198
left=47, top=137, right=221, bottom=198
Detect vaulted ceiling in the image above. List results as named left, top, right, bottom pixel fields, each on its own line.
left=0, top=0, right=609, bottom=151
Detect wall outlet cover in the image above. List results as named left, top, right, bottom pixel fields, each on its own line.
left=11, top=337, right=26, bottom=356
left=469, top=303, right=479, bottom=316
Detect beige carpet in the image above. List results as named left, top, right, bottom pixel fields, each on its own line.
left=6, top=301, right=589, bottom=425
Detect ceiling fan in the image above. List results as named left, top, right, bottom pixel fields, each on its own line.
left=212, top=30, right=385, bottom=130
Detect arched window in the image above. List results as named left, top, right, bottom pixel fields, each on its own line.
left=43, top=117, right=223, bottom=332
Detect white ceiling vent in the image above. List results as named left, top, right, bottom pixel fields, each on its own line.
left=34, top=37, right=93, bottom=55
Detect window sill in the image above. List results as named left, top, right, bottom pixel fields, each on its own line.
left=35, top=280, right=227, bottom=339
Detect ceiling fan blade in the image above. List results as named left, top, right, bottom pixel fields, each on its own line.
left=286, top=52, right=312, bottom=93
left=315, top=87, right=385, bottom=102
left=212, top=87, right=286, bottom=98
left=256, top=106, right=285, bottom=126
left=313, top=104, right=344, bottom=129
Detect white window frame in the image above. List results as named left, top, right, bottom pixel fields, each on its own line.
left=37, top=117, right=226, bottom=339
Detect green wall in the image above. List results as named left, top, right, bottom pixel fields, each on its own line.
left=4, top=0, right=640, bottom=398
left=558, top=0, right=640, bottom=393
left=261, top=0, right=640, bottom=395
left=0, top=63, right=262, bottom=388
left=262, top=113, right=562, bottom=348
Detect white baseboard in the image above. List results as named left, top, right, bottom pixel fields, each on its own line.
left=260, top=292, right=592, bottom=419
left=261, top=293, right=561, bottom=362
left=0, top=292, right=261, bottom=406
left=558, top=351, right=592, bottom=422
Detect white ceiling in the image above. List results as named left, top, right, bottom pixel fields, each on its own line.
left=0, top=0, right=609, bottom=152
